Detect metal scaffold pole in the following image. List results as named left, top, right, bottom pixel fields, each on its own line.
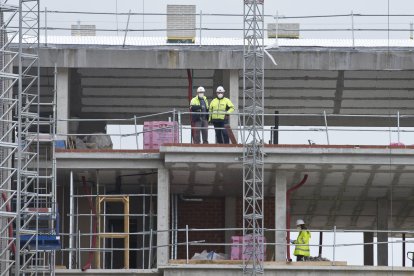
left=242, top=0, right=265, bottom=275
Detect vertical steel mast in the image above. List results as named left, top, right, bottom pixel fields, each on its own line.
left=242, top=0, right=265, bottom=275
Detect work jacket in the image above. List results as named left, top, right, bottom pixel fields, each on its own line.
left=209, top=97, right=235, bottom=122
left=293, top=230, right=311, bottom=257
left=190, top=96, right=209, bottom=121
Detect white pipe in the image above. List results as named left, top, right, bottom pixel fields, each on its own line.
left=69, top=170, right=74, bottom=269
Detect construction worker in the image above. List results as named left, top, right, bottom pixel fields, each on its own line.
left=190, top=86, right=209, bottom=144
left=209, top=86, right=235, bottom=144
left=291, top=219, right=311, bottom=261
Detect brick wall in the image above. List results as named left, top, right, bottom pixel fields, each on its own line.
left=176, top=197, right=225, bottom=259
left=175, top=196, right=277, bottom=259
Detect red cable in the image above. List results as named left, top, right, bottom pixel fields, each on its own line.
left=286, top=174, right=308, bottom=261
left=1, top=192, right=16, bottom=254
left=81, top=176, right=98, bottom=271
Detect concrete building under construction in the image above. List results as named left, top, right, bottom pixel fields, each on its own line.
left=3, top=1, right=414, bottom=275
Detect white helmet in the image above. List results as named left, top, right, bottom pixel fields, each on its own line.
left=296, top=219, right=305, bottom=226
left=197, top=86, right=205, bottom=93
left=216, top=86, right=225, bottom=93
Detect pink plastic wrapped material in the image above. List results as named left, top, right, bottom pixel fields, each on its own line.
left=143, top=121, right=179, bottom=150
left=231, top=235, right=266, bottom=261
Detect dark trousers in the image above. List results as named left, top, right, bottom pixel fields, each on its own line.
left=296, top=255, right=305, bottom=261
left=192, top=119, right=208, bottom=144
left=212, top=121, right=229, bottom=144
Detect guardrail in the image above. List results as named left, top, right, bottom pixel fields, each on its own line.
left=56, top=226, right=414, bottom=269
left=55, top=110, right=414, bottom=150
left=36, top=9, right=414, bottom=46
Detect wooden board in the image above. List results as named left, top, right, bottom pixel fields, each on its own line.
left=225, top=125, right=237, bottom=144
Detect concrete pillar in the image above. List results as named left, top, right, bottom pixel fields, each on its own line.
left=377, top=198, right=388, bottom=266
left=213, top=70, right=240, bottom=142
left=157, top=167, right=170, bottom=267
left=224, top=196, right=237, bottom=255
left=223, top=70, right=239, bottom=139
left=57, top=68, right=70, bottom=140
left=363, top=232, right=374, bottom=266
left=275, top=172, right=287, bottom=261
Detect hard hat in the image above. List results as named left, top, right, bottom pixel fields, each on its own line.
left=296, top=219, right=305, bottom=226
left=197, top=86, right=205, bottom=93
left=216, top=86, right=225, bottom=93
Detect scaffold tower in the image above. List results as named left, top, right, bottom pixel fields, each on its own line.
left=0, top=0, right=56, bottom=275
left=242, top=0, right=265, bottom=275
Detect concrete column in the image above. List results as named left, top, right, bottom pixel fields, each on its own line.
left=363, top=232, right=374, bottom=266
left=157, top=167, right=170, bottom=267
left=377, top=198, right=388, bottom=266
left=224, top=196, right=237, bottom=255
left=223, top=70, right=239, bottom=140
left=57, top=68, right=70, bottom=140
left=275, top=172, right=287, bottom=261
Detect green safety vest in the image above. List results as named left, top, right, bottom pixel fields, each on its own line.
left=208, top=97, right=235, bottom=122
left=293, top=230, right=311, bottom=257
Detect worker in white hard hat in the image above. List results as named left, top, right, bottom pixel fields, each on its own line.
left=291, top=219, right=311, bottom=261
left=208, top=86, right=235, bottom=144
left=190, top=86, right=209, bottom=144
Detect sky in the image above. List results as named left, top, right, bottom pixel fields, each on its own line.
left=40, top=0, right=414, bottom=39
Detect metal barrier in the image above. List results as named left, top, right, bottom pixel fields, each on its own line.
left=36, top=9, right=414, bottom=45
left=56, top=225, right=414, bottom=269
left=56, top=110, right=414, bottom=150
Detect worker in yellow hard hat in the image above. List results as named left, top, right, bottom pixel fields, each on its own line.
left=190, top=86, right=209, bottom=144
left=291, top=219, right=311, bottom=261
left=208, top=86, right=235, bottom=144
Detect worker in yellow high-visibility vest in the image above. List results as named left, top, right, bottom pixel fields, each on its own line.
left=208, top=86, right=235, bottom=144
left=291, top=219, right=311, bottom=261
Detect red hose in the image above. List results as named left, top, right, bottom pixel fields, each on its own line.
left=81, top=176, right=98, bottom=271
left=1, top=192, right=16, bottom=254
left=286, top=174, right=308, bottom=261
left=187, top=69, right=194, bottom=143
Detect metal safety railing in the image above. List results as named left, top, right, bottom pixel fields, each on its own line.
left=33, top=9, right=414, bottom=46
left=56, top=225, right=414, bottom=269
left=54, top=110, right=414, bottom=150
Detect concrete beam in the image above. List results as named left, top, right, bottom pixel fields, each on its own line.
left=34, top=47, right=414, bottom=71
left=275, top=172, right=287, bottom=261
left=162, top=145, right=414, bottom=166
left=57, top=68, right=70, bottom=140
left=157, top=167, right=170, bottom=267
left=55, top=151, right=162, bottom=169
left=377, top=198, right=389, bottom=266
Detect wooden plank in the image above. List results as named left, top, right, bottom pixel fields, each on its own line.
left=225, top=125, right=237, bottom=144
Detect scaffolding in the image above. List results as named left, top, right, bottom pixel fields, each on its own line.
left=0, top=0, right=57, bottom=275
left=242, top=0, right=265, bottom=275
left=67, top=171, right=157, bottom=270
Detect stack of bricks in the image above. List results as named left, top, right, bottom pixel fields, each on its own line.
left=166, top=5, right=196, bottom=43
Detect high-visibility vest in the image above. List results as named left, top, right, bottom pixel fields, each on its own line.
left=293, top=230, right=311, bottom=257
left=209, top=97, right=235, bottom=121
left=190, top=96, right=209, bottom=110
left=190, top=96, right=209, bottom=121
